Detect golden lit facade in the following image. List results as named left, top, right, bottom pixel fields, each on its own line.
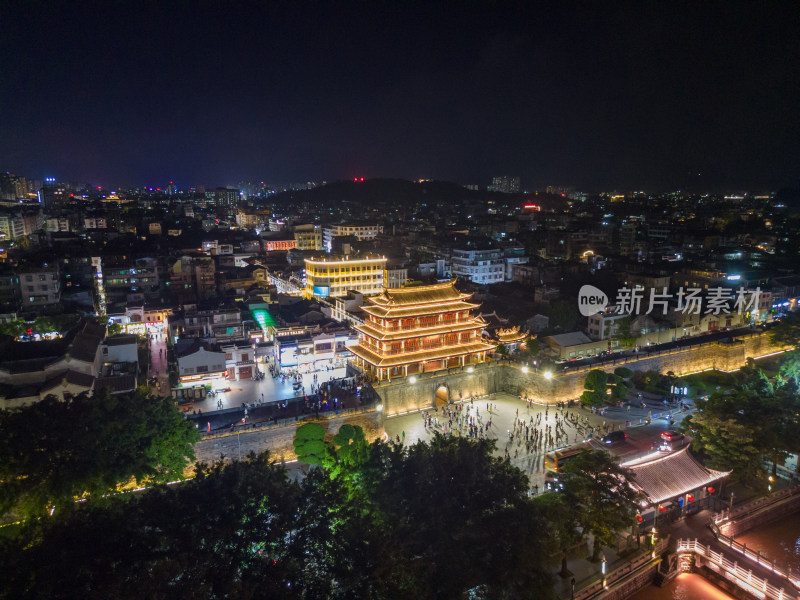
left=495, top=326, right=527, bottom=352
left=350, top=281, right=496, bottom=380
left=304, top=255, right=387, bottom=298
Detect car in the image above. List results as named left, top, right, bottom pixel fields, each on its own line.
left=602, top=430, right=627, bottom=444
left=661, top=430, right=685, bottom=442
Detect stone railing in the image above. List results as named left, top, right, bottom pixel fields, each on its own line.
left=676, top=538, right=795, bottom=600
left=571, top=538, right=669, bottom=600
left=708, top=522, right=800, bottom=589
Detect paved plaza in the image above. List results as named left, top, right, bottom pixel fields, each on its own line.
left=185, top=364, right=348, bottom=414
left=385, top=391, right=690, bottom=493
left=145, top=331, right=349, bottom=415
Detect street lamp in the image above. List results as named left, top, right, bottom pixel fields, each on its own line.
left=601, top=553, right=607, bottom=588
left=409, top=376, right=417, bottom=384
left=544, top=370, right=553, bottom=380
left=521, top=365, right=529, bottom=373
left=650, top=525, right=657, bottom=558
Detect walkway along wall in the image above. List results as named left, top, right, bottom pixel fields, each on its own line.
left=374, top=333, right=790, bottom=415
left=193, top=408, right=385, bottom=465
left=716, top=484, right=800, bottom=538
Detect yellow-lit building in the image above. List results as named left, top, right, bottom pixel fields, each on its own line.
left=304, top=255, right=387, bottom=298
left=350, top=281, right=496, bottom=380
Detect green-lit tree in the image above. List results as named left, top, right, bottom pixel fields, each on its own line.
left=683, top=366, right=800, bottom=487
left=0, top=319, right=26, bottom=337
left=610, top=367, right=634, bottom=401
left=580, top=369, right=609, bottom=407
left=0, top=388, right=199, bottom=517
left=768, top=312, right=800, bottom=347
left=330, top=423, right=369, bottom=480
left=777, top=352, right=800, bottom=387
left=292, top=422, right=331, bottom=467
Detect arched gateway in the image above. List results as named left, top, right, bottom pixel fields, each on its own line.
left=434, top=384, right=449, bottom=409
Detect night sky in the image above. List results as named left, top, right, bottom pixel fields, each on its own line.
left=1, top=2, right=798, bottom=191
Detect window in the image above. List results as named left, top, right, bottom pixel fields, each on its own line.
left=196, top=365, right=209, bottom=373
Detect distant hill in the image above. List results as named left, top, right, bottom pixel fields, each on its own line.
left=259, top=178, right=564, bottom=215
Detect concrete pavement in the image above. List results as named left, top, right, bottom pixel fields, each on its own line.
left=384, top=391, right=692, bottom=493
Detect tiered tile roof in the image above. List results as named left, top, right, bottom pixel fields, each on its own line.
left=623, top=446, right=730, bottom=504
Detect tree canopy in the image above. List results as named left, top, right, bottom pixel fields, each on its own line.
left=1, top=432, right=558, bottom=600
left=768, top=312, right=800, bottom=347
left=683, top=365, right=800, bottom=487
left=0, top=453, right=300, bottom=600
left=560, top=450, right=643, bottom=560
left=536, top=449, right=643, bottom=573
left=580, top=369, right=609, bottom=407
left=0, top=388, right=199, bottom=517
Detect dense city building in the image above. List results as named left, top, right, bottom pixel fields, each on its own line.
left=303, top=254, right=387, bottom=298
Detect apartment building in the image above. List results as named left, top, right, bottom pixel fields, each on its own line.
left=304, top=254, right=386, bottom=298
left=323, top=223, right=383, bottom=251
left=451, top=247, right=504, bottom=285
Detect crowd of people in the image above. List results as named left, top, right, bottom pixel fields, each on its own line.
left=398, top=395, right=632, bottom=477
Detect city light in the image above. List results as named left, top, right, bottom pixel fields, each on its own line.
left=543, top=370, right=553, bottom=380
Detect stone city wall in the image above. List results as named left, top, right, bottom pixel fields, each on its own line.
left=193, top=333, right=788, bottom=461
left=373, top=363, right=504, bottom=416
left=375, top=333, right=788, bottom=413
left=194, top=408, right=385, bottom=464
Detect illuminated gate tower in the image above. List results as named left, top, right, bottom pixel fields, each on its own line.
left=350, top=281, right=496, bottom=380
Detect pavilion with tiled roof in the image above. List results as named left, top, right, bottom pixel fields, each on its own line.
left=622, top=446, right=730, bottom=511
left=350, top=280, right=496, bottom=380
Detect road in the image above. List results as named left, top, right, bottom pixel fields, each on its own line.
left=147, top=333, right=170, bottom=394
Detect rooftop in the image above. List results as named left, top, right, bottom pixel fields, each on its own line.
left=371, top=281, right=471, bottom=307
left=623, top=446, right=730, bottom=504
left=545, top=331, right=593, bottom=347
